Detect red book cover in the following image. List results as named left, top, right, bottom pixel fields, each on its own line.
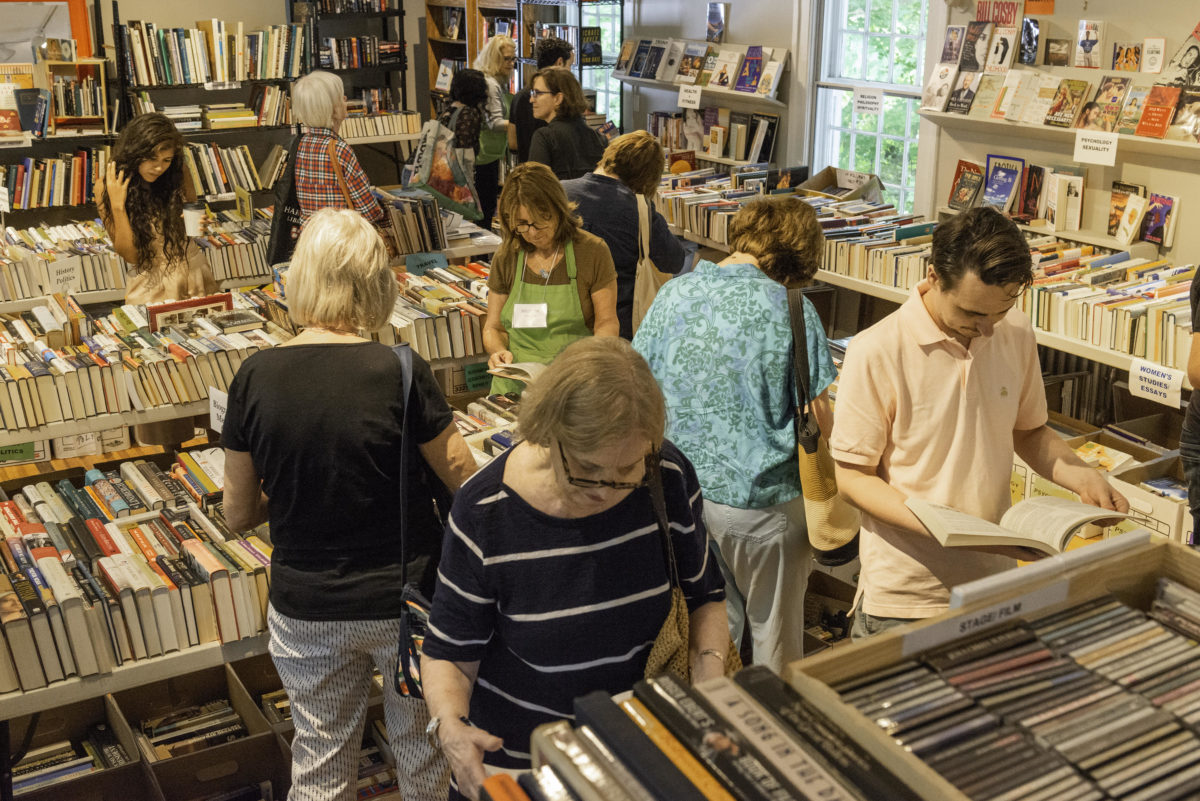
left=16, top=522, right=57, bottom=562
left=0, top=109, right=20, bottom=133
left=0, top=500, right=25, bottom=530
left=84, top=517, right=120, bottom=557
left=1135, top=85, right=1182, bottom=138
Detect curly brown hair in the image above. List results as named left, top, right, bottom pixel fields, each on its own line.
left=727, top=196, right=825, bottom=286
left=102, top=113, right=188, bottom=271
left=598, top=130, right=665, bottom=197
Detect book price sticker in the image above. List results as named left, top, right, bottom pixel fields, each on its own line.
left=209, top=387, right=228, bottom=434
left=852, top=87, right=883, bottom=117
left=677, top=85, right=702, bottom=109
left=1073, top=131, right=1117, bottom=166
left=1129, top=358, right=1184, bottom=408
left=405, top=251, right=449, bottom=276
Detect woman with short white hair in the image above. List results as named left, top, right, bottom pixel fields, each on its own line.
left=471, top=35, right=516, bottom=228
left=289, top=71, right=391, bottom=244
left=222, top=208, right=476, bottom=801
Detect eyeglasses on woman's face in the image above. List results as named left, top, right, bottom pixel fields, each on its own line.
left=528, top=88, right=556, bottom=99
left=512, top=219, right=550, bottom=234
left=557, top=441, right=655, bottom=490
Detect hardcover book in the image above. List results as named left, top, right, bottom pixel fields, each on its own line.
left=694, top=46, right=719, bottom=86
left=980, top=165, right=1020, bottom=212
left=1167, top=88, right=1200, bottom=142
left=656, top=39, right=686, bottom=81
left=1134, top=84, right=1182, bottom=138
left=939, top=25, right=966, bottom=66
left=920, top=62, right=959, bottom=112
left=1019, top=164, right=1047, bottom=219
left=1080, top=76, right=1131, bottom=131
left=1115, top=192, right=1147, bottom=244
left=1107, top=188, right=1131, bottom=237
left=626, top=40, right=653, bottom=78
left=641, top=38, right=670, bottom=81
left=1162, top=34, right=1200, bottom=87
left=579, top=28, right=602, bottom=67
left=959, top=21, right=994, bottom=72
left=613, top=39, right=637, bottom=75
left=945, top=71, right=983, bottom=114
left=985, top=26, right=1017, bottom=73
left=948, top=170, right=983, bottom=210
left=1045, top=38, right=1071, bottom=67
left=1019, top=18, right=1040, bottom=65
left=1075, top=20, right=1103, bottom=68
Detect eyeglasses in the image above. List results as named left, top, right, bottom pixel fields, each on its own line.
left=557, top=441, right=654, bottom=490
left=512, top=219, right=550, bottom=234
left=503, top=55, right=517, bottom=62
left=529, top=88, right=554, bottom=98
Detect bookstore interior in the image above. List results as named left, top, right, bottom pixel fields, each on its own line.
left=0, top=0, right=1200, bottom=798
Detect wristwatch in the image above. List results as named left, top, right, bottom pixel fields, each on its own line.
left=426, top=714, right=472, bottom=749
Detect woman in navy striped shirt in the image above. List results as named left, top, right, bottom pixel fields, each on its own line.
left=421, top=337, right=728, bottom=800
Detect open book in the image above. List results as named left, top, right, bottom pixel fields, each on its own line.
left=906, top=496, right=1129, bottom=556
left=486, top=362, right=547, bottom=384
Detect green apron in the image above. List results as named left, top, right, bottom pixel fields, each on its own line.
left=492, top=240, right=591, bottom=395
left=478, top=89, right=512, bottom=166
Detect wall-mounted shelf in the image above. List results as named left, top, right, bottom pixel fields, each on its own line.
left=935, top=206, right=1159, bottom=260
left=616, top=74, right=787, bottom=109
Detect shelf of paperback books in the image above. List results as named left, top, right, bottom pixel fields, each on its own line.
left=615, top=74, right=787, bottom=109
left=920, top=109, right=1200, bottom=163
left=935, top=205, right=1160, bottom=259
left=0, top=401, right=210, bottom=449
left=343, top=132, right=422, bottom=145
left=0, top=635, right=267, bottom=721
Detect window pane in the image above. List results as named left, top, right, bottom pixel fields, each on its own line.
left=854, top=135, right=876, bottom=173
left=893, top=37, right=920, bottom=86
left=905, top=136, right=919, bottom=187
left=867, top=35, right=893, bottom=82
left=882, top=95, right=908, bottom=136
left=896, top=0, right=922, bottom=35
left=838, top=131, right=853, bottom=165
left=836, top=91, right=853, bottom=127
left=856, top=108, right=880, bottom=133
left=845, top=0, right=868, bottom=31
left=880, top=138, right=904, bottom=184
left=840, top=35, right=865, bottom=79
left=882, top=186, right=900, bottom=208
left=868, top=0, right=894, bottom=34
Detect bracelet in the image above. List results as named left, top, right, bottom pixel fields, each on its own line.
left=697, top=648, right=724, bottom=662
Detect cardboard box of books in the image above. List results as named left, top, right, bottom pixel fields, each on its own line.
left=797, top=166, right=884, bottom=203
left=1110, top=453, right=1189, bottom=544
left=1011, top=411, right=1099, bottom=502
left=51, top=427, right=130, bottom=460
left=10, top=695, right=149, bottom=801
left=783, top=536, right=1200, bottom=801
left=1108, top=412, right=1183, bottom=452
left=0, top=439, right=49, bottom=466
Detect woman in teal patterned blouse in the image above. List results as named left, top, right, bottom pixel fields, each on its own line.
left=632, top=196, right=837, bottom=673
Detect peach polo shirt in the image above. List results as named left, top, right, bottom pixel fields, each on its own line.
left=830, top=279, right=1048, bottom=619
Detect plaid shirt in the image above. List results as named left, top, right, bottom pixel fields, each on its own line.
left=295, top=127, right=385, bottom=225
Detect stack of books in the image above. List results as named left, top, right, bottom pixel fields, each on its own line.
left=12, top=727, right=130, bottom=794
left=116, top=18, right=311, bottom=86
left=134, top=699, right=249, bottom=762
left=378, top=266, right=489, bottom=363
left=2, top=221, right=128, bottom=298
left=201, top=103, right=259, bottom=130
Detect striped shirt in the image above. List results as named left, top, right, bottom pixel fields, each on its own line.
left=422, top=440, right=724, bottom=769
left=294, top=127, right=385, bottom=225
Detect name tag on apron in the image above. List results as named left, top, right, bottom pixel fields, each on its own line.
left=512, top=302, right=548, bottom=329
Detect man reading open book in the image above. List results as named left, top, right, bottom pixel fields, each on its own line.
left=830, top=207, right=1128, bottom=640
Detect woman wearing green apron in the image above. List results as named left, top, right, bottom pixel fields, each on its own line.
left=473, top=35, right=516, bottom=229
left=484, top=163, right=619, bottom=395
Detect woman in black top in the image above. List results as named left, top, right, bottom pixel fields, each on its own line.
left=527, top=66, right=605, bottom=180
left=222, top=208, right=476, bottom=801
left=438, top=68, right=488, bottom=155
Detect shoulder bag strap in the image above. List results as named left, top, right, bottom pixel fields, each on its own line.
left=646, top=451, right=682, bottom=590
left=392, top=343, right=415, bottom=585
left=327, top=137, right=355, bottom=207
left=787, top=286, right=821, bottom=447
left=636, top=194, right=651, bottom=262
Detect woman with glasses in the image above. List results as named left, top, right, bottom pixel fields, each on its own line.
left=527, top=66, right=606, bottom=180
left=472, top=35, right=517, bottom=228
left=633, top=196, right=838, bottom=673
left=482, top=162, right=619, bottom=395
left=420, top=337, right=728, bottom=801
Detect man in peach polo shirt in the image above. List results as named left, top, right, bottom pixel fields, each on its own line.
left=830, top=208, right=1127, bottom=639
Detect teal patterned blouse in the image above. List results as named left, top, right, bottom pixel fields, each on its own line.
left=633, top=260, right=837, bottom=509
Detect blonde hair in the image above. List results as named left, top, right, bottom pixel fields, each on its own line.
left=520, top=337, right=665, bottom=452
left=598, top=131, right=665, bottom=197
left=496, top=162, right=583, bottom=259
left=727, top=196, right=825, bottom=285
left=291, top=71, right=345, bottom=130
left=474, top=35, right=516, bottom=79
left=287, top=208, right=396, bottom=331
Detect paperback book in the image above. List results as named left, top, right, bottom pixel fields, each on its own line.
left=939, top=25, right=966, bottom=66
left=920, top=63, right=959, bottom=112
left=1114, top=83, right=1152, bottom=134
left=675, top=42, right=709, bottom=84
left=1019, top=18, right=1039, bottom=65
left=1075, top=19, right=1103, bottom=68
left=985, top=26, right=1017, bottom=73
left=1113, top=41, right=1142, bottom=71
left=733, top=45, right=767, bottom=92
left=708, top=49, right=743, bottom=89
left=959, top=21, right=993, bottom=72
left=1140, top=193, right=1178, bottom=247
left=945, top=71, right=983, bottom=114
left=1045, top=38, right=1071, bottom=67
left=1043, top=78, right=1091, bottom=128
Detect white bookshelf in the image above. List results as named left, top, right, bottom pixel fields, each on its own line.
left=0, top=635, right=268, bottom=721
left=616, top=74, right=787, bottom=110
left=0, top=401, right=210, bottom=448
left=343, top=132, right=422, bottom=145
left=935, top=206, right=1159, bottom=260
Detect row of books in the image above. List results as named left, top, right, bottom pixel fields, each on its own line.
left=194, top=219, right=274, bottom=282
left=4, top=87, right=49, bottom=140
left=316, top=36, right=403, bottom=71
left=117, top=19, right=311, bottom=87
left=0, top=457, right=272, bottom=695
left=341, top=109, right=422, bottom=140
left=180, top=140, right=277, bottom=199
left=496, top=667, right=918, bottom=801
left=48, top=76, right=104, bottom=121
left=613, top=38, right=786, bottom=100
left=821, top=582, right=1200, bottom=801
left=2, top=221, right=129, bottom=298
left=648, top=107, right=780, bottom=165
left=1, top=145, right=108, bottom=210
left=300, top=0, right=400, bottom=12
left=378, top=268, right=489, bottom=362
left=134, top=697, right=250, bottom=762
left=11, top=726, right=130, bottom=794
left=374, top=187, right=457, bottom=254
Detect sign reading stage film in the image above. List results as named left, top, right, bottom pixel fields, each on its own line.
left=1073, top=131, right=1118, bottom=166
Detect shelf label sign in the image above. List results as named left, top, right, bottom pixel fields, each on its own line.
left=406, top=252, right=449, bottom=276
left=678, top=85, right=702, bottom=109
left=835, top=168, right=873, bottom=189
left=852, top=87, right=883, bottom=117
left=1129, top=358, right=1184, bottom=408
left=1073, top=131, right=1118, bottom=166
left=209, top=387, right=228, bottom=434
left=48, top=256, right=81, bottom=293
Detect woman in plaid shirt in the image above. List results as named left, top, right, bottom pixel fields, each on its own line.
left=291, top=72, right=391, bottom=239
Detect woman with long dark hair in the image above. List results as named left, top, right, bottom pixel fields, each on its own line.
left=95, top=112, right=218, bottom=305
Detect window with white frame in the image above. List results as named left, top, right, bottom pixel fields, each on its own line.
left=811, top=0, right=929, bottom=211
left=580, top=2, right=622, bottom=124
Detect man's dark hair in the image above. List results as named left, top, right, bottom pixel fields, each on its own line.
left=449, top=68, right=488, bottom=107
left=931, top=206, right=1033, bottom=292
left=535, top=36, right=574, bottom=68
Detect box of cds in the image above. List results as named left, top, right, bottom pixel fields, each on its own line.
left=784, top=537, right=1200, bottom=801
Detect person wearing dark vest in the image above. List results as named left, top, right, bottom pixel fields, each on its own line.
left=508, top=36, right=573, bottom=164
left=482, top=162, right=618, bottom=395
left=527, top=67, right=605, bottom=181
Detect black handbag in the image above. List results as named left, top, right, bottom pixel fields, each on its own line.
left=265, top=134, right=305, bottom=268
left=390, top=344, right=452, bottom=699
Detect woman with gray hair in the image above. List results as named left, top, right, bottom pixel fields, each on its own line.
left=222, top=208, right=476, bottom=801
left=420, top=336, right=728, bottom=800
left=471, top=34, right=516, bottom=228
left=290, top=71, right=392, bottom=243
